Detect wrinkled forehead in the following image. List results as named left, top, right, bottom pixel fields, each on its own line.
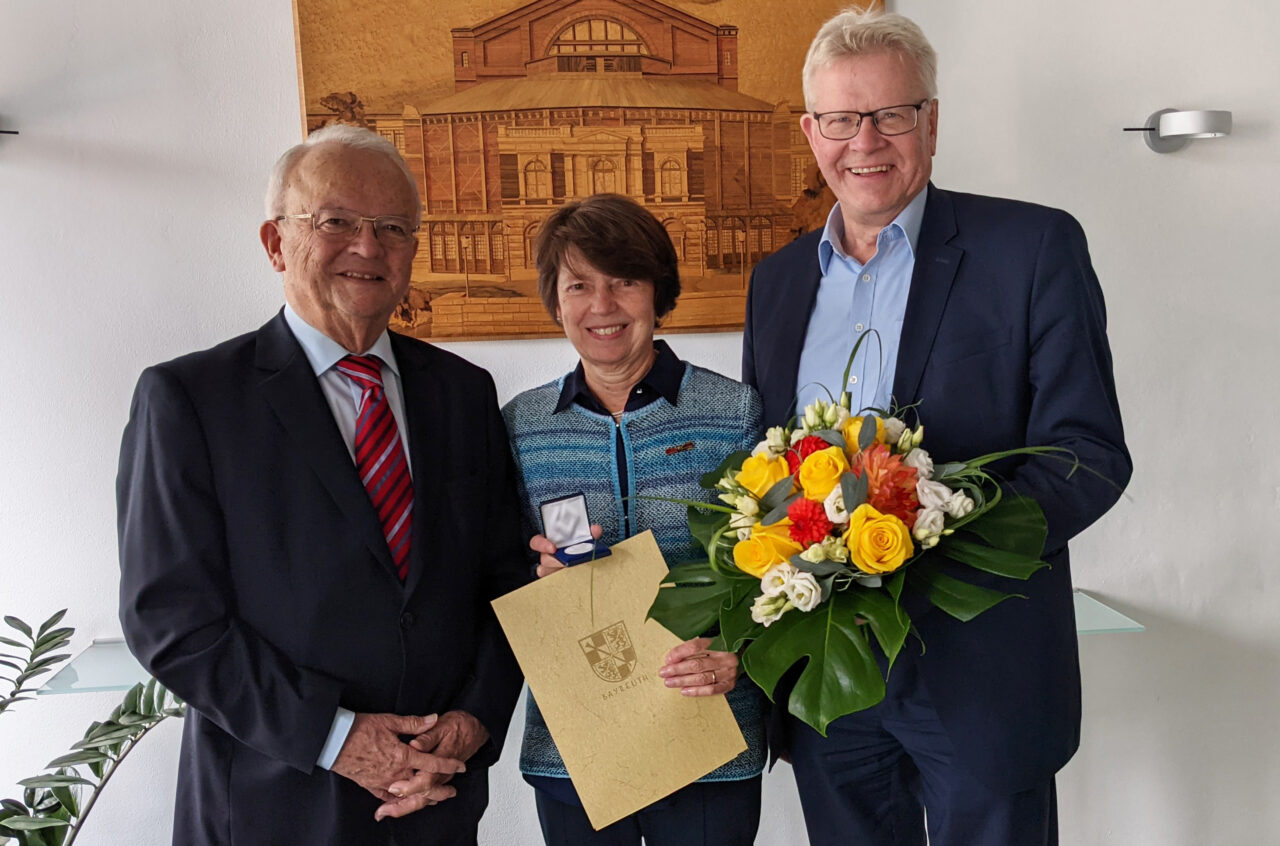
left=285, top=143, right=416, bottom=215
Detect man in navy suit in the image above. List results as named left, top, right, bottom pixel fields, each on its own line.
left=118, top=125, right=528, bottom=844
left=743, top=9, right=1130, bottom=845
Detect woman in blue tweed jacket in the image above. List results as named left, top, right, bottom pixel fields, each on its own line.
left=502, top=194, right=766, bottom=846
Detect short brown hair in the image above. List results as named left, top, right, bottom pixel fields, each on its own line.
left=534, top=194, right=681, bottom=323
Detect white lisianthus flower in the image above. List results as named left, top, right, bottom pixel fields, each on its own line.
left=945, top=491, right=975, bottom=519
left=799, top=543, right=828, bottom=564
left=766, top=426, right=788, bottom=455
left=718, top=491, right=738, bottom=506
left=736, top=496, right=759, bottom=517
left=916, top=479, right=954, bottom=511
left=913, top=507, right=946, bottom=543
left=903, top=447, right=934, bottom=480
left=729, top=510, right=754, bottom=531
left=750, top=441, right=774, bottom=458
left=804, top=405, right=822, bottom=430
left=737, top=527, right=753, bottom=541
left=760, top=562, right=797, bottom=596
left=896, top=427, right=914, bottom=453
left=790, top=427, right=808, bottom=446
left=911, top=425, right=925, bottom=447
left=750, top=593, right=792, bottom=627
left=785, top=571, right=823, bottom=612
left=823, top=485, right=850, bottom=524
left=883, top=417, right=907, bottom=446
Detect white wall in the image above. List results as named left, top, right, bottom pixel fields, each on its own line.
left=1, top=0, right=1276, bottom=843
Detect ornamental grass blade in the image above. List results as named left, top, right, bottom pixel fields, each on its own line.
left=938, top=537, right=1046, bottom=581
left=908, top=564, right=1019, bottom=622
left=741, top=591, right=885, bottom=736
left=699, top=450, right=751, bottom=489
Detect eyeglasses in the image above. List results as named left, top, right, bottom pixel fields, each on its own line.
left=277, top=208, right=419, bottom=247
left=811, top=101, right=930, bottom=141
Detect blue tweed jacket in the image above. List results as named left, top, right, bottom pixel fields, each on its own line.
left=502, top=361, right=766, bottom=783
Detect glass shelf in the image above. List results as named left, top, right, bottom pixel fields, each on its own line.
left=1073, top=590, right=1144, bottom=635
left=38, top=597, right=1141, bottom=696
left=37, top=638, right=151, bottom=695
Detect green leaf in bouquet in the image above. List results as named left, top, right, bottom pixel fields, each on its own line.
left=741, top=591, right=885, bottom=736
left=848, top=587, right=910, bottom=671
left=760, top=492, right=801, bottom=527
left=957, top=495, right=1046, bottom=558
left=937, top=537, right=1046, bottom=581
left=699, top=450, right=752, bottom=489
left=716, top=581, right=765, bottom=653
left=932, top=461, right=968, bottom=480
left=811, top=429, right=847, bottom=450
left=857, top=415, right=880, bottom=451
left=758, top=475, right=796, bottom=514
left=649, top=569, right=733, bottom=641
left=687, top=506, right=728, bottom=555
left=840, top=470, right=868, bottom=511
left=907, top=562, right=1020, bottom=622
left=790, top=555, right=847, bottom=578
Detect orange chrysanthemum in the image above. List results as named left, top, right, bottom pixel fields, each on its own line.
left=851, top=443, right=919, bottom=526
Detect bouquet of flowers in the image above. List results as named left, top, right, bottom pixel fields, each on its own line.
left=647, top=379, right=1068, bottom=735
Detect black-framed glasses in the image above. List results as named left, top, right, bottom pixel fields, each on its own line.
left=811, top=100, right=930, bottom=141
left=277, top=208, right=419, bottom=247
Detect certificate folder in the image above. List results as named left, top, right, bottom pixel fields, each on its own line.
left=492, top=531, right=746, bottom=829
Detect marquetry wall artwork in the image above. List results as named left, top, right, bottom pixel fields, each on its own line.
left=294, top=0, right=875, bottom=340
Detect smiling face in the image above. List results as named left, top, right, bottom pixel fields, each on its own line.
left=555, top=246, right=657, bottom=385
left=260, top=142, right=418, bottom=352
left=801, top=51, right=937, bottom=251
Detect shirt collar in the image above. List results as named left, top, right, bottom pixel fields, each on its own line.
left=554, top=338, right=685, bottom=414
left=282, top=304, right=400, bottom=379
left=817, top=188, right=929, bottom=274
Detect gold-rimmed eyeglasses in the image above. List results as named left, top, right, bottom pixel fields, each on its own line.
left=276, top=208, right=419, bottom=247
left=812, top=100, right=930, bottom=141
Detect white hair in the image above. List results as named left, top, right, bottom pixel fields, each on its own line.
left=264, top=124, right=422, bottom=220
left=802, top=7, right=938, bottom=112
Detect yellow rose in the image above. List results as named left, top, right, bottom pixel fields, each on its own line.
left=843, top=503, right=914, bottom=574
left=842, top=415, right=886, bottom=454
left=797, top=446, right=849, bottom=501
left=735, top=453, right=792, bottom=499
left=733, top=519, right=804, bottom=577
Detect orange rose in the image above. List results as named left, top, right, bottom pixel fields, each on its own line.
left=843, top=503, right=913, bottom=575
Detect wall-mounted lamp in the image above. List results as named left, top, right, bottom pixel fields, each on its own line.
left=1125, top=108, right=1232, bottom=153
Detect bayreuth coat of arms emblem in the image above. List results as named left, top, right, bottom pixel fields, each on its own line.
left=579, top=621, right=637, bottom=683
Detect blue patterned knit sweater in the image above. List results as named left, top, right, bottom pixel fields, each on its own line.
left=502, top=362, right=766, bottom=783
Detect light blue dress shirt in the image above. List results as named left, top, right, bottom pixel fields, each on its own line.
left=794, top=190, right=927, bottom=417
left=282, top=304, right=412, bottom=770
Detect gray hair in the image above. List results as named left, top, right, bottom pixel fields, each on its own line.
left=264, top=123, right=422, bottom=220
left=802, top=7, right=938, bottom=112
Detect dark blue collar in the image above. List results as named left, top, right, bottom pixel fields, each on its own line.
left=554, top=339, right=685, bottom=415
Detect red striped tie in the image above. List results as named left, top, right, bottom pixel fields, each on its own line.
left=335, top=355, right=413, bottom=581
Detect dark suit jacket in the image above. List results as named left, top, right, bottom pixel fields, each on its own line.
left=118, top=311, right=529, bottom=845
left=743, top=184, right=1131, bottom=793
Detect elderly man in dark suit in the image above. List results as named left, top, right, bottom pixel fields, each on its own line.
left=743, top=9, right=1130, bottom=846
left=118, top=124, right=528, bottom=845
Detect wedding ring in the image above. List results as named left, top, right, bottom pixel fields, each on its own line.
left=710, top=669, right=717, bottom=684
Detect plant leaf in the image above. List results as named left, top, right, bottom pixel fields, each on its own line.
left=790, top=556, right=847, bottom=578
left=649, top=584, right=733, bottom=642
left=907, top=563, right=1019, bottom=622
left=741, top=591, right=885, bottom=735
left=46, top=750, right=109, bottom=768
left=3, top=617, right=33, bottom=639
left=760, top=491, right=800, bottom=526
left=937, top=537, right=1046, bottom=581
left=857, top=415, right=879, bottom=451
left=957, top=495, right=1046, bottom=558
left=35, top=610, right=68, bottom=638
left=758, top=475, right=796, bottom=513
left=811, top=429, right=846, bottom=450
left=848, top=587, right=910, bottom=670
left=51, top=784, right=80, bottom=819
left=687, top=506, right=727, bottom=557
left=0, top=815, right=71, bottom=832
left=17, top=775, right=93, bottom=790
left=841, top=471, right=868, bottom=510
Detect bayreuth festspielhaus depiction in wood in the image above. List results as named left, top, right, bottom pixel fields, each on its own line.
left=306, top=0, right=831, bottom=340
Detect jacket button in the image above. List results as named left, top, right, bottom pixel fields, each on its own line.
left=400, top=612, right=414, bottom=630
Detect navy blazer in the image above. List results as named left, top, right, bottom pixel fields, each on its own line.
left=118, top=311, right=529, bottom=845
left=743, top=184, right=1131, bottom=792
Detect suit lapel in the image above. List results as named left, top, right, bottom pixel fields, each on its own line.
left=255, top=312, right=402, bottom=586
left=771, top=233, right=823, bottom=421
left=892, top=185, right=963, bottom=409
